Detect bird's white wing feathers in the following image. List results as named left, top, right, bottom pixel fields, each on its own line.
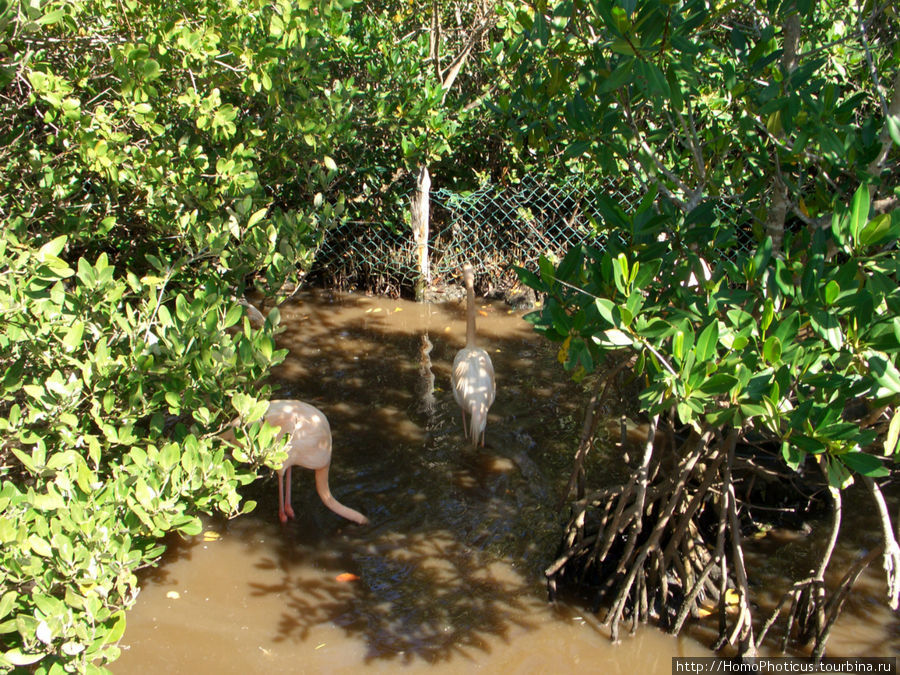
left=452, top=348, right=496, bottom=442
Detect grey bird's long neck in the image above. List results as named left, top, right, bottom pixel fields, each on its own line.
left=465, top=268, right=476, bottom=348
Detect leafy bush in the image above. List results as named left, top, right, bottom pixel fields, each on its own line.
left=505, top=0, right=900, bottom=654
left=527, top=184, right=900, bottom=485
left=0, top=229, right=291, bottom=672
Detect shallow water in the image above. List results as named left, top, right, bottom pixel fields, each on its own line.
left=116, top=290, right=899, bottom=672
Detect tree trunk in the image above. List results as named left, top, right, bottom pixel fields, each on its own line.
left=411, top=165, right=431, bottom=301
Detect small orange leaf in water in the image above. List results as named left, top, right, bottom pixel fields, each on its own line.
left=478, top=310, right=488, bottom=317
left=335, top=573, right=360, bottom=582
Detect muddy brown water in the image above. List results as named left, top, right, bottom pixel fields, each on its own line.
left=116, top=290, right=899, bottom=672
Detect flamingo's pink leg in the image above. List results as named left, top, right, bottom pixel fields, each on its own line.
left=283, top=466, right=295, bottom=520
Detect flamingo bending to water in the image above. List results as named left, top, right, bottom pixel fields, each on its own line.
left=451, top=264, right=496, bottom=446
left=226, top=400, right=369, bottom=525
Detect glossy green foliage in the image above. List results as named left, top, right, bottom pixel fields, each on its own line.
left=510, top=0, right=900, bottom=488
left=2, top=0, right=362, bottom=298
left=524, top=188, right=900, bottom=486
left=501, top=0, right=898, bottom=231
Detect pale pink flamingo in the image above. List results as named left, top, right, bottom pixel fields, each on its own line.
left=226, top=400, right=368, bottom=525
left=451, top=264, right=496, bottom=446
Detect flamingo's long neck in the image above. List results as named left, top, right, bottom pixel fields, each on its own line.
left=314, top=467, right=369, bottom=525
left=464, top=265, right=476, bottom=348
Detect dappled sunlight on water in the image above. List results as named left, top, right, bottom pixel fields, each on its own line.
left=116, top=290, right=898, bottom=672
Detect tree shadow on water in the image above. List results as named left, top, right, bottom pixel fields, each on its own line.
left=246, top=519, right=541, bottom=665
left=230, top=290, right=582, bottom=666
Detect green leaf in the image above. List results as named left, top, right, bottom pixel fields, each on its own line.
left=593, top=329, right=632, bottom=347
left=594, top=298, right=616, bottom=326
left=223, top=304, right=242, bottom=328
left=37, top=8, right=65, bottom=25
left=760, top=298, right=774, bottom=333
left=676, top=401, right=694, bottom=424
left=825, top=456, right=853, bottom=488
left=810, top=310, right=843, bottom=351
left=247, top=207, right=268, bottom=229
left=698, top=373, right=738, bottom=396
left=39, top=235, right=67, bottom=258
left=849, top=184, right=870, bottom=244
left=29, top=535, right=52, bottom=557
left=666, top=66, right=684, bottom=113
left=612, top=253, right=629, bottom=294
left=142, top=59, right=161, bottom=81
left=782, top=440, right=803, bottom=471
left=102, top=611, right=127, bottom=645
left=885, top=410, right=900, bottom=455
left=763, top=335, right=782, bottom=363
left=176, top=517, right=202, bottom=536
left=164, top=391, right=181, bottom=409
left=246, top=399, right=270, bottom=424
left=869, top=353, right=900, bottom=397
left=5, top=649, right=44, bottom=666
left=839, top=451, right=889, bottom=477
left=695, top=321, right=719, bottom=362
left=62, top=322, right=84, bottom=351
left=858, top=213, right=897, bottom=247
left=598, top=60, right=634, bottom=93
left=0, top=591, right=18, bottom=619
left=887, top=114, right=900, bottom=148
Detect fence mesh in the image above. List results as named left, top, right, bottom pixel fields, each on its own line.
left=311, top=174, right=752, bottom=295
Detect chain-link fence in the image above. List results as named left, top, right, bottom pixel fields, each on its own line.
left=312, top=175, right=644, bottom=294
left=428, top=175, right=643, bottom=287
left=310, top=175, right=753, bottom=295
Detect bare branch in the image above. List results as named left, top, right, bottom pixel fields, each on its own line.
left=430, top=0, right=442, bottom=83
left=439, top=9, right=496, bottom=102
left=863, top=476, right=900, bottom=609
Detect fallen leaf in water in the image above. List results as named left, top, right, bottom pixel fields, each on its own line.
left=315, top=643, right=326, bottom=650
left=444, top=326, right=451, bottom=332
left=478, top=310, right=488, bottom=317
left=202, top=530, right=221, bottom=541
left=394, top=307, right=402, bottom=312
left=166, top=591, right=180, bottom=600
left=335, top=573, right=360, bottom=582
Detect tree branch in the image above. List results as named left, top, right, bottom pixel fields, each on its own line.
left=862, top=476, right=900, bottom=609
